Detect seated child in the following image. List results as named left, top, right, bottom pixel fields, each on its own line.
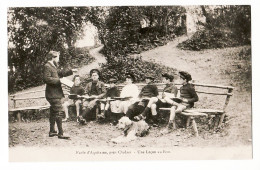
left=78, top=69, right=106, bottom=124
left=134, top=73, right=178, bottom=126
left=101, top=78, right=121, bottom=121
left=118, top=73, right=139, bottom=114
left=126, top=74, right=159, bottom=120
left=62, top=75, right=85, bottom=122
left=161, top=71, right=199, bottom=133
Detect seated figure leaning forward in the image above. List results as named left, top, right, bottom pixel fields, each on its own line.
left=78, top=69, right=106, bottom=124
left=101, top=73, right=139, bottom=123
left=62, top=75, right=85, bottom=122
left=126, top=74, right=159, bottom=121
left=100, top=77, right=121, bottom=121
left=161, top=71, right=199, bottom=133
left=134, top=73, right=178, bottom=127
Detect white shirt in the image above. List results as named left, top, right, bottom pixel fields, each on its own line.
left=120, top=84, right=139, bottom=100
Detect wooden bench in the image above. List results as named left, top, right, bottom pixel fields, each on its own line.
left=157, top=82, right=234, bottom=137
left=9, top=85, right=71, bottom=122
left=9, top=80, right=234, bottom=133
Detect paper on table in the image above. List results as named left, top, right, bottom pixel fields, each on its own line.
left=60, top=77, right=74, bottom=88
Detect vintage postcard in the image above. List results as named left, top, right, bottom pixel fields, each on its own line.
left=5, top=1, right=258, bottom=166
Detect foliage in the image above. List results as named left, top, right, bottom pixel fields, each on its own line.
left=177, top=29, right=242, bottom=51
left=8, top=7, right=96, bottom=93
left=100, top=6, right=186, bottom=59
left=99, top=56, right=177, bottom=84
left=97, top=6, right=186, bottom=82
left=178, top=5, right=251, bottom=51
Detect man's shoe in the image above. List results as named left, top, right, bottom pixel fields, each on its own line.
left=49, top=131, right=58, bottom=137
left=58, top=135, right=70, bottom=140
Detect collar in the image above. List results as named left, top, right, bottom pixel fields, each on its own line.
left=48, top=61, right=56, bottom=68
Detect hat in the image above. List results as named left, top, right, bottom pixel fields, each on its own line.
left=179, top=71, right=192, bottom=81
left=125, top=73, right=135, bottom=82
left=90, top=69, right=100, bottom=76
left=162, top=73, right=174, bottom=82
left=108, top=78, right=117, bottom=83
left=145, top=74, right=155, bottom=80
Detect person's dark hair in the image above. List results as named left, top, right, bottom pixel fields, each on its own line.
left=73, top=75, right=80, bottom=82
left=179, top=71, right=192, bottom=82
left=125, top=73, right=135, bottom=82
left=162, top=73, right=174, bottom=82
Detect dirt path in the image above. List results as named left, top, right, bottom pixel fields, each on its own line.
left=77, top=45, right=106, bottom=78
left=141, top=36, right=252, bottom=147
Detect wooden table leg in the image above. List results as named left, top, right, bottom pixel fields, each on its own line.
left=191, top=117, right=199, bottom=137
left=186, top=116, right=191, bottom=128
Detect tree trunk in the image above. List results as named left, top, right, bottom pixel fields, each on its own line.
left=201, top=5, right=212, bottom=29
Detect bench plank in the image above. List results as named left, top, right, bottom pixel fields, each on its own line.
left=181, top=111, right=208, bottom=117
left=9, top=105, right=50, bottom=112
left=185, top=109, right=224, bottom=114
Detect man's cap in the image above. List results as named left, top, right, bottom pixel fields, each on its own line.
left=125, top=73, right=135, bottom=82
left=162, top=73, right=174, bottom=81
left=179, top=71, right=192, bottom=81
left=108, top=78, right=117, bottom=83
left=90, top=69, right=100, bottom=76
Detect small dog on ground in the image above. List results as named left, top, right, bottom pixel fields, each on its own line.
left=111, top=116, right=150, bottom=143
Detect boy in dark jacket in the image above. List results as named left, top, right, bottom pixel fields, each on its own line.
left=134, top=73, right=178, bottom=126
left=79, top=69, right=106, bottom=124
left=161, top=71, right=199, bottom=134
left=101, top=78, right=121, bottom=122
left=62, top=75, right=85, bottom=122
left=43, top=51, right=77, bottom=139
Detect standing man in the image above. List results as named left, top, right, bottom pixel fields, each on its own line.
left=43, top=51, right=77, bottom=139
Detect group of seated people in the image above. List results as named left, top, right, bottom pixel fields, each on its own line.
left=62, top=68, right=198, bottom=134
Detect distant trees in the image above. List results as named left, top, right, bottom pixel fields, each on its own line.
left=8, top=7, right=98, bottom=92
left=98, top=6, right=186, bottom=60
left=178, top=5, right=251, bottom=50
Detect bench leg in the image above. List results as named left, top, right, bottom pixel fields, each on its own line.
left=191, top=117, right=199, bottom=137
left=17, top=112, right=22, bottom=122
left=218, top=113, right=225, bottom=128
left=208, top=115, right=215, bottom=130
left=186, top=116, right=191, bottom=128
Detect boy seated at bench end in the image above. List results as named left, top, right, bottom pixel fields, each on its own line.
left=161, top=71, right=199, bottom=134
left=62, top=75, right=85, bottom=122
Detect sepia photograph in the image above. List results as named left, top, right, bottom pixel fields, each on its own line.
left=5, top=2, right=256, bottom=163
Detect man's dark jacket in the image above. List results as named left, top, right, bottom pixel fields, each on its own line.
left=43, top=62, right=73, bottom=99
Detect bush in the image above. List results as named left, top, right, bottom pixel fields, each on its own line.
left=99, top=56, right=177, bottom=84
left=177, top=28, right=250, bottom=51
